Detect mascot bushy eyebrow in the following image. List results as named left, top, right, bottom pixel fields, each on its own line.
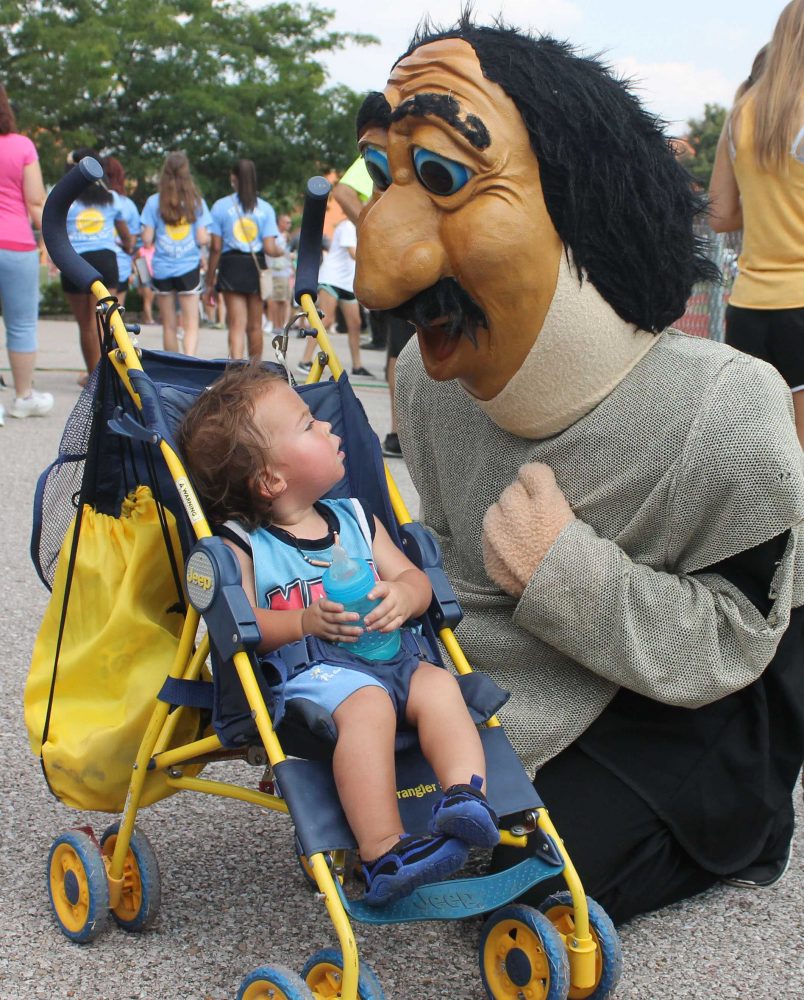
left=354, top=16, right=804, bottom=923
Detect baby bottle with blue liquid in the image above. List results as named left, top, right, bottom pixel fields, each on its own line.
left=322, top=544, right=402, bottom=661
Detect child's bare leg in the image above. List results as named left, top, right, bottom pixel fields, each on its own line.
left=406, top=663, right=499, bottom=848
left=334, top=679, right=471, bottom=906
left=332, top=686, right=403, bottom=860
left=405, top=663, right=486, bottom=790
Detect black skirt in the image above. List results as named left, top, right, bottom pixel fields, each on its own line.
left=217, top=250, right=266, bottom=296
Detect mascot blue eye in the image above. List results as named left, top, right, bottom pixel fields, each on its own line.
left=412, top=147, right=473, bottom=196
left=362, top=146, right=392, bottom=191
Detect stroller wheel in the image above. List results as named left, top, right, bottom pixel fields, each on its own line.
left=539, top=892, right=622, bottom=999
left=302, top=947, right=385, bottom=999
left=47, top=829, right=110, bottom=943
left=479, top=904, right=569, bottom=1000
left=237, top=964, right=314, bottom=1000
left=100, top=821, right=161, bottom=932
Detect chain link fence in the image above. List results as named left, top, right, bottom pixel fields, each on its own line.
left=673, top=225, right=742, bottom=342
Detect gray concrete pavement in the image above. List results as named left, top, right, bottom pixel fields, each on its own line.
left=1, top=319, right=802, bottom=999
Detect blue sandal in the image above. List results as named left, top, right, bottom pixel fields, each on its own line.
left=361, top=833, right=469, bottom=907
left=429, top=774, right=500, bottom=848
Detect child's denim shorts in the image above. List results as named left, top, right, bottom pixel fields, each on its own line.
left=286, top=629, right=437, bottom=720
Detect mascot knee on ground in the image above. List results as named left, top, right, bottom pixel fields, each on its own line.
left=353, top=15, right=804, bottom=925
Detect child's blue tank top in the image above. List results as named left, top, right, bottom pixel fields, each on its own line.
left=226, top=498, right=375, bottom=612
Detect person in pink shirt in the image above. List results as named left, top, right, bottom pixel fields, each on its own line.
left=0, top=84, right=52, bottom=424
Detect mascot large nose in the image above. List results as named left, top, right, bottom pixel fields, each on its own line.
left=355, top=184, right=448, bottom=310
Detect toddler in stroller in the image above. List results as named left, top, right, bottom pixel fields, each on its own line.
left=31, top=161, right=622, bottom=999
left=178, top=364, right=501, bottom=905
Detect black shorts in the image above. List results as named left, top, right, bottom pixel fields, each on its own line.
left=152, top=266, right=201, bottom=294
left=60, top=249, right=119, bottom=294
left=217, top=250, right=266, bottom=296
left=387, top=315, right=415, bottom=359
left=725, top=304, right=804, bottom=389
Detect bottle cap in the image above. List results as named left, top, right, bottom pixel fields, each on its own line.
left=322, top=545, right=375, bottom=604
left=327, top=543, right=356, bottom=581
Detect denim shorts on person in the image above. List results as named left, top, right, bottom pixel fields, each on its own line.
left=282, top=663, right=387, bottom=717
left=0, top=248, right=39, bottom=353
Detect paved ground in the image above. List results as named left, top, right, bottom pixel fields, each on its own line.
left=1, top=318, right=802, bottom=1000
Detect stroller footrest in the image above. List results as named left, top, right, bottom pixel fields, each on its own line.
left=338, top=854, right=564, bottom=925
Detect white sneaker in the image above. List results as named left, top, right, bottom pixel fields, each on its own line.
left=9, top=389, right=55, bottom=419
left=0, top=403, right=4, bottom=426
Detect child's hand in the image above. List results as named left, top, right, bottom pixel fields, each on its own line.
left=363, top=581, right=415, bottom=633
left=301, top=599, right=363, bottom=643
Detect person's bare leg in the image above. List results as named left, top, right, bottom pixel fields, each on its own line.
left=179, top=292, right=200, bottom=356
left=302, top=289, right=336, bottom=365
left=141, top=285, right=155, bottom=324
left=68, top=293, right=101, bottom=376
left=269, top=297, right=290, bottom=333
left=246, top=293, right=265, bottom=362
left=342, top=299, right=364, bottom=370
left=332, top=686, right=404, bottom=861
left=405, top=664, right=486, bottom=791
left=793, top=391, right=804, bottom=450
left=8, top=350, right=35, bottom=398
left=268, top=298, right=280, bottom=331
left=158, top=292, right=179, bottom=353
left=224, top=291, right=247, bottom=360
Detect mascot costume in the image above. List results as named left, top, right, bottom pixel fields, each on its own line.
left=353, top=17, right=804, bottom=923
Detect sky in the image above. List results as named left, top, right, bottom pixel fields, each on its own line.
left=320, top=0, right=785, bottom=136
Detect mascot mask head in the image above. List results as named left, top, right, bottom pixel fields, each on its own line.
left=354, top=16, right=716, bottom=401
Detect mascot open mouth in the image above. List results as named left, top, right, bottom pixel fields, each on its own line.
left=384, top=277, right=488, bottom=361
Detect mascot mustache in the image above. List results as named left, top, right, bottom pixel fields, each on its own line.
left=383, top=277, right=488, bottom=347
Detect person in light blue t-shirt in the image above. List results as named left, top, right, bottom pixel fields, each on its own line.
left=141, top=151, right=211, bottom=356
left=61, top=148, right=132, bottom=382
left=204, top=159, right=284, bottom=362
left=102, top=156, right=141, bottom=307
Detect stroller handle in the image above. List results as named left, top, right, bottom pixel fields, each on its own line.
left=294, top=175, right=332, bottom=305
left=42, top=158, right=105, bottom=294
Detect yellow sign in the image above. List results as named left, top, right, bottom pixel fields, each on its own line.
left=233, top=217, right=258, bottom=244
left=76, top=208, right=105, bottom=235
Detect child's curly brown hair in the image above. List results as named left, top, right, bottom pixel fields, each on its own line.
left=178, top=365, right=286, bottom=530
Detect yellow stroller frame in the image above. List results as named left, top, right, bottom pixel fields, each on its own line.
left=38, top=161, right=620, bottom=1000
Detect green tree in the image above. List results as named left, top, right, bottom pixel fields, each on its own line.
left=0, top=0, right=376, bottom=206
left=685, top=103, right=728, bottom=190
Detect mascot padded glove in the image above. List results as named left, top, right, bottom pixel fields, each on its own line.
left=482, top=463, right=575, bottom=598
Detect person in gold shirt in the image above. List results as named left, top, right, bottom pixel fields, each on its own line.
left=710, top=0, right=804, bottom=445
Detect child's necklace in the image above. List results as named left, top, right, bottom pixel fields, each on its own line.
left=280, top=528, right=339, bottom=568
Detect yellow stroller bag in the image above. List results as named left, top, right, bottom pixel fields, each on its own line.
left=25, top=485, right=200, bottom=812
